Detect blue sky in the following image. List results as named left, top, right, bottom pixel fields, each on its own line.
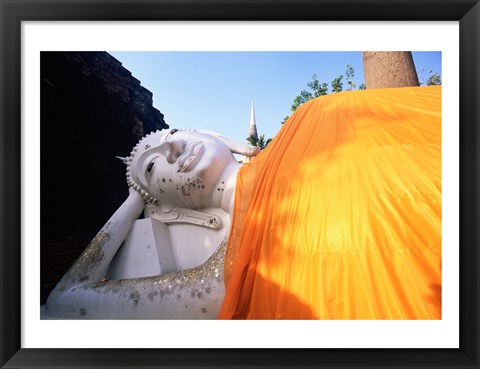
left=109, top=51, right=441, bottom=144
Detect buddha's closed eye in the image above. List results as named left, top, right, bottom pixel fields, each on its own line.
left=165, top=128, right=179, bottom=140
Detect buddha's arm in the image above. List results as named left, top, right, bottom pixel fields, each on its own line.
left=45, top=236, right=227, bottom=319
left=45, top=189, right=144, bottom=310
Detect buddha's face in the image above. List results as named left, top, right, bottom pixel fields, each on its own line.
left=129, top=129, right=238, bottom=209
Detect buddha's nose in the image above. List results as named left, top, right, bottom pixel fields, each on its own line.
left=159, top=139, right=187, bottom=164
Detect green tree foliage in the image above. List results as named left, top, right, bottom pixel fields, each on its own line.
left=307, top=74, right=329, bottom=97
left=345, top=64, right=356, bottom=91
left=247, top=134, right=272, bottom=150
left=419, top=69, right=442, bottom=86
left=282, top=64, right=365, bottom=124
left=426, top=73, right=442, bottom=86
left=280, top=115, right=290, bottom=125
left=291, top=90, right=314, bottom=111
left=331, top=75, right=344, bottom=93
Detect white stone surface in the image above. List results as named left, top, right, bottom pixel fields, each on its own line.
left=107, top=218, right=176, bottom=279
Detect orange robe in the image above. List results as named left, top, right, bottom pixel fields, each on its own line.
left=220, top=86, right=442, bottom=319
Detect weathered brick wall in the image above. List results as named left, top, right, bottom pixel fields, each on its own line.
left=41, top=52, right=168, bottom=304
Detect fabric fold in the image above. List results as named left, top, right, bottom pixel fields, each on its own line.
left=220, top=86, right=442, bottom=320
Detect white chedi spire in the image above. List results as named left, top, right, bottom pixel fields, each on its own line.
left=242, top=99, right=259, bottom=164
left=248, top=99, right=258, bottom=140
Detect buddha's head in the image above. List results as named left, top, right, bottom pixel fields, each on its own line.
left=119, top=129, right=260, bottom=210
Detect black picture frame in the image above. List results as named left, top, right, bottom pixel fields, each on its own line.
left=1, top=0, right=479, bottom=368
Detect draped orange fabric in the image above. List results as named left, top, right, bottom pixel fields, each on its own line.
left=220, top=86, right=442, bottom=320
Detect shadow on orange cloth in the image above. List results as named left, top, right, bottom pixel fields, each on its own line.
left=219, top=86, right=442, bottom=320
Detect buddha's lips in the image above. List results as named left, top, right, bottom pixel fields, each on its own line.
left=177, top=141, right=203, bottom=172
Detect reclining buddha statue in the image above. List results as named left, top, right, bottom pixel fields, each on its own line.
left=44, top=128, right=259, bottom=319
left=45, top=86, right=442, bottom=320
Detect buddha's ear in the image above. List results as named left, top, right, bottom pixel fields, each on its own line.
left=196, top=129, right=261, bottom=157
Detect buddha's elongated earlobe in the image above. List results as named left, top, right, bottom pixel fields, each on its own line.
left=115, top=132, right=160, bottom=205
left=195, top=129, right=261, bottom=157
left=115, top=156, right=130, bottom=165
